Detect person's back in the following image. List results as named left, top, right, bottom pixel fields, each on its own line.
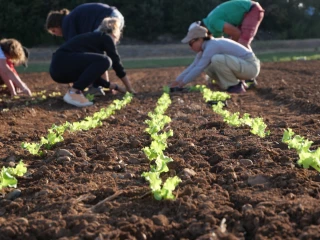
left=62, top=3, right=115, bottom=41
left=204, top=38, right=254, bottom=59
left=203, top=0, right=252, bottom=37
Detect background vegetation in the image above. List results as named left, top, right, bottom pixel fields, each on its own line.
left=0, top=0, right=320, bottom=47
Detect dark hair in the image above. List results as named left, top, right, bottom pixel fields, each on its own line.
left=200, top=20, right=212, bottom=37
left=45, top=9, right=70, bottom=30
left=22, top=47, right=29, bottom=67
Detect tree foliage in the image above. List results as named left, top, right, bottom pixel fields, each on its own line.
left=0, top=0, right=319, bottom=46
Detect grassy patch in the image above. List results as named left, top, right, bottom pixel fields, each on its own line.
left=257, top=52, right=320, bottom=62
left=17, top=52, right=320, bottom=73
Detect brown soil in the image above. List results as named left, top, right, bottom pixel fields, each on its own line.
left=1, top=60, right=320, bottom=240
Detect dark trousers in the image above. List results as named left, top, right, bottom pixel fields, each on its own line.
left=50, top=51, right=112, bottom=91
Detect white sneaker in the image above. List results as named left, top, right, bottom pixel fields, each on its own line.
left=63, top=90, right=93, bottom=107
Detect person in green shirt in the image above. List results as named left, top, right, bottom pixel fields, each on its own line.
left=200, top=0, right=264, bottom=50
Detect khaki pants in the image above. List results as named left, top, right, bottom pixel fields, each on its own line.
left=204, top=54, right=260, bottom=89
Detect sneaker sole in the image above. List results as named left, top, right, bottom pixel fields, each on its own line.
left=63, top=95, right=93, bottom=107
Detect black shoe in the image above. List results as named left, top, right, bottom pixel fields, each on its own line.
left=86, top=86, right=105, bottom=96
left=170, top=87, right=185, bottom=93
left=227, top=82, right=246, bottom=94
left=245, top=79, right=258, bottom=89
left=207, top=100, right=228, bottom=107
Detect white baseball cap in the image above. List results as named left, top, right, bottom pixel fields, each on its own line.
left=181, top=24, right=208, bottom=43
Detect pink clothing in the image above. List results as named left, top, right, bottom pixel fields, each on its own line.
left=238, top=2, right=264, bottom=47
left=6, top=59, right=17, bottom=74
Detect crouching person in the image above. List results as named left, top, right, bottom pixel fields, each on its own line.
left=0, top=39, right=32, bottom=97
left=49, top=17, right=135, bottom=107
left=170, top=24, right=260, bottom=93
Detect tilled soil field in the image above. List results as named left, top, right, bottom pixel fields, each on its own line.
left=0, top=60, right=320, bottom=240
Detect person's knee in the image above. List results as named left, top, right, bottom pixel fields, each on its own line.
left=102, top=56, right=112, bottom=70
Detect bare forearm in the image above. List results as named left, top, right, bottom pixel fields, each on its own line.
left=121, top=76, right=135, bottom=93
left=223, top=23, right=241, bottom=42
left=1, top=77, right=16, bottom=96
left=231, top=32, right=241, bottom=41
left=0, top=68, right=31, bottom=96
left=2, top=69, right=23, bottom=89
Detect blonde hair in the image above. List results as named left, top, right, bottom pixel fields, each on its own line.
left=46, top=9, right=70, bottom=30
left=97, top=17, right=121, bottom=42
left=0, top=39, right=26, bottom=65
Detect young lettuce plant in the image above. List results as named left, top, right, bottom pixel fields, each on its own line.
left=21, top=142, right=43, bottom=155
left=142, top=172, right=181, bottom=200
left=0, top=161, right=27, bottom=190
left=224, top=112, right=242, bottom=127
left=86, top=93, right=95, bottom=102
left=202, top=88, right=230, bottom=102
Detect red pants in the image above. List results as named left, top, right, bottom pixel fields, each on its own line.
left=238, top=2, right=265, bottom=48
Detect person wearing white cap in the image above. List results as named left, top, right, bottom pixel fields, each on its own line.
left=170, top=25, right=260, bottom=94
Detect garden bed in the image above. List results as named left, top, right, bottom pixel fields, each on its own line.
left=1, top=60, right=320, bottom=239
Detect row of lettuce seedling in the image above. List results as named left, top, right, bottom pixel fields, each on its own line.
left=195, top=85, right=270, bottom=138
left=2, top=93, right=132, bottom=192
left=1, top=90, right=62, bottom=112
left=282, top=128, right=320, bottom=172
left=1, top=90, right=62, bottom=190
left=21, top=92, right=133, bottom=155
left=195, top=85, right=320, bottom=172
left=141, top=88, right=181, bottom=200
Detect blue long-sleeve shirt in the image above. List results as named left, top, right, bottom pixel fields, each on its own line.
left=62, top=3, right=115, bottom=41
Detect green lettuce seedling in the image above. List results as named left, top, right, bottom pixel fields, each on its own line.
left=224, top=112, right=241, bottom=127
left=250, top=117, right=270, bottom=138
left=154, top=176, right=182, bottom=200
left=0, top=161, right=27, bottom=190
left=282, top=128, right=320, bottom=172
left=86, top=93, right=95, bottom=102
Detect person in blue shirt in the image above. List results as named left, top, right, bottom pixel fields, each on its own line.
left=46, top=3, right=124, bottom=41
left=46, top=3, right=125, bottom=96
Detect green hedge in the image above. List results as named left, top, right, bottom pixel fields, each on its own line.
left=0, top=0, right=320, bottom=47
